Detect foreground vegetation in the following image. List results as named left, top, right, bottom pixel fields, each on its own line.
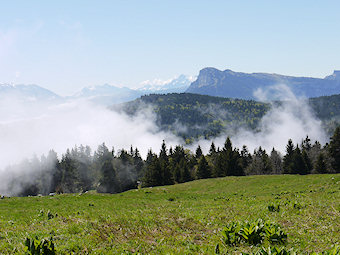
left=0, top=174, right=339, bottom=254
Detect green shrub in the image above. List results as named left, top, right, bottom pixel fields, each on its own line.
left=268, top=203, right=280, bottom=212
left=221, top=222, right=242, bottom=246
left=239, top=219, right=265, bottom=245
left=24, top=236, right=55, bottom=255
left=292, top=201, right=302, bottom=210
left=221, top=219, right=287, bottom=247
left=264, top=223, right=287, bottom=244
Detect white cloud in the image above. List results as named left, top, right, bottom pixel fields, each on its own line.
left=192, top=84, right=327, bottom=155
left=0, top=98, right=182, bottom=169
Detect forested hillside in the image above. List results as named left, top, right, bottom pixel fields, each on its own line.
left=309, top=94, right=340, bottom=133
left=116, top=93, right=340, bottom=140
left=115, top=93, right=270, bottom=140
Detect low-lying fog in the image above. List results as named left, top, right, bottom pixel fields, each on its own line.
left=0, top=84, right=327, bottom=182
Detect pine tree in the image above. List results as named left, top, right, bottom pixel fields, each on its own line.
left=209, top=142, right=217, bottom=155
left=195, top=145, right=203, bottom=159
left=158, top=140, right=173, bottom=185
left=270, top=148, right=282, bottom=174
left=47, top=150, right=62, bottom=193
left=314, top=153, right=327, bottom=174
left=159, top=140, right=168, bottom=162
left=283, top=139, right=295, bottom=174
left=169, top=145, right=186, bottom=182
left=248, top=147, right=272, bottom=175
left=301, top=135, right=312, bottom=151
left=143, top=156, right=163, bottom=187
left=196, top=155, right=211, bottom=179
left=60, top=150, right=81, bottom=193
left=213, top=152, right=226, bottom=177
left=97, top=160, right=120, bottom=193
left=133, top=148, right=144, bottom=178
left=301, top=150, right=312, bottom=174
left=180, top=159, right=191, bottom=183
left=240, top=145, right=252, bottom=170
left=161, top=159, right=173, bottom=185
left=329, top=126, right=340, bottom=173
left=293, top=146, right=308, bottom=175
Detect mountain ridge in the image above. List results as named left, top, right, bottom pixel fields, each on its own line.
left=186, top=68, right=340, bottom=99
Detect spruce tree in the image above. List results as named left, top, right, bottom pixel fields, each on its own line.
left=329, top=126, right=340, bottom=173
left=196, top=155, right=211, bottom=179
left=60, top=150, right=81, bottom=193
left=214, top=152, right=226, bottom=177
left=143, top=156, right=162, bottom=187
left=158, top=140, right=173, bottom=185
left=301, top=135, right=312, bottom=151
left=314, top=153, right=327, bottom=174
left=248, top=147, right=272, bottom=175
left=180, top=159, right=191, bottom=183
left=133, top=148, right=144, bottom=178
left=270, top=148, right=282, bottom=174
left=195, top=145, right=203, bottom=159
left=209, top=142, right=217, bottom=155
left=293, top=146, right=308, bottom=175
left=240, top=145, right=252, bottom=170
left=98, top=160, right=120, bottom=193
left=283, top=139, right=295, bottom=174
left=301, top=150, right=312, bottom=174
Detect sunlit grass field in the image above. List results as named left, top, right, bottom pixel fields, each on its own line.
left=0, top=174, right=339, bottom=254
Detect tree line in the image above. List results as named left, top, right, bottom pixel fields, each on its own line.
left=3, top=127, right=340, bottom=197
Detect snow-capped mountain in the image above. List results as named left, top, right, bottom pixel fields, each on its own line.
left=138, top=75, right=195, bottom=94
left=0, top=83, right=62, bottom=102
left=71, top=84, right=143, bottom=105
left=71, top=75, right=195, bottom=105
left=0, top=74, right=194, bottom=107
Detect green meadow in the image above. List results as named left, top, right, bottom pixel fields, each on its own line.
left=0, top=174, right=339, bottom=254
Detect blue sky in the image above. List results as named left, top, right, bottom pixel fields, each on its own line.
left=1, top=0, right=340, bottom=95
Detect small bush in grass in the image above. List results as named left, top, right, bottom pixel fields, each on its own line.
left=292, top=201, right=302, bottom=210
left=268, top=203, right=280, bottom=212
left=221, top=222, right=242, bottom=246
left=221, top=219, right=287, bottom=247
left=239, top=220, right=265, bottom=245
left=24, top=236, right=55, bottom=255
left=264, top=224, right=287, bottom=245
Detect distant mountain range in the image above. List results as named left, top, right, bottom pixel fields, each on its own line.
left=186, top=68, right=340, bottom=99
left=2, top=69, right=340, bottom=105
left=138, top=74, right=195, bottom=93
left=72, top=75, right=193, bottom=105
left=0, top=75, right=193, bottom=105
left=0, top=83, right=62, bottom=102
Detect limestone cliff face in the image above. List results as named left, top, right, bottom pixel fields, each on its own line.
left=186, top=68, right=340, bottom=100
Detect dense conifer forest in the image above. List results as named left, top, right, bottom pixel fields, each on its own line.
left=3, top=126, right=340, bottom=197
left=116, top=93, right=340, bottom=139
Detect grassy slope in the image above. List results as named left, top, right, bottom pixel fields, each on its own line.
left=0, top=174, right=339, bottom=254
